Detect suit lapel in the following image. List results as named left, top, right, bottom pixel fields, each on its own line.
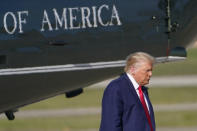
left=122, top=74, right=144, bottom=109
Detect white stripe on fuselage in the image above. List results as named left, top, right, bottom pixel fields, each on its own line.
left=0, top=60, right=125, bottom=76
left=0, top=56, right=186, bottom=76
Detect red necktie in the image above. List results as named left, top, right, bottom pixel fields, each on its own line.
left=138, top=86, right=153, bottom=131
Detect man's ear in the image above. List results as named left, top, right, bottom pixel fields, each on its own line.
left=130, top=66, right=135, bottom=75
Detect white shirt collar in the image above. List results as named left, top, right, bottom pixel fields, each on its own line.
left=126, top=73, right=139, bottom=90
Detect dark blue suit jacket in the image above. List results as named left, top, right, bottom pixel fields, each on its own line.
left=100, top=73, right=155, bottom=131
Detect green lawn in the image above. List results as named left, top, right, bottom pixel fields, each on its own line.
left=22, top=86, right=197, bottom=110
left=155, top=111, right=197, bottom=127
left=22, top=88, right=105, bottom=110
left=0, top=115, right=100, bottom=131
left=153, top=48, right=197, bottom=76
left=149, top=87, right=197, bottom=104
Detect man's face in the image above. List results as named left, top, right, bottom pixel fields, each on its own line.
left=131, top=62, right=153, bottom=86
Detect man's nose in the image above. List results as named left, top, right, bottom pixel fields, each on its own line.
left=149, top=71, right=152, bottom=77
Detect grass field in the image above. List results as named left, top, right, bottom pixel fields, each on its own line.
left=149, top=87, right=197, bottom=104
left=153, top=48, right=197, bottom=76
left=22, top=88, right=104, bottom=110
left=0, top=115, right=101, bottom=131
left=155, top=111, right=197, bottom=127
left=21, top=86, right=197, bottom=110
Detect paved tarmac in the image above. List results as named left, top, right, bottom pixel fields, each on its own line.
left=149, top=75, right=197, bottom=87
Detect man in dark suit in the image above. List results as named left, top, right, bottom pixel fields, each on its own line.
left=100, top=52, right=155, bottom=131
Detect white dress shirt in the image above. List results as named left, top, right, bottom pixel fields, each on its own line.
left=126, top=73, right=150, bottom=113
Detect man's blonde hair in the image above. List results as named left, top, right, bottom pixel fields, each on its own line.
left=124, top=52, right=155, bottom=72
